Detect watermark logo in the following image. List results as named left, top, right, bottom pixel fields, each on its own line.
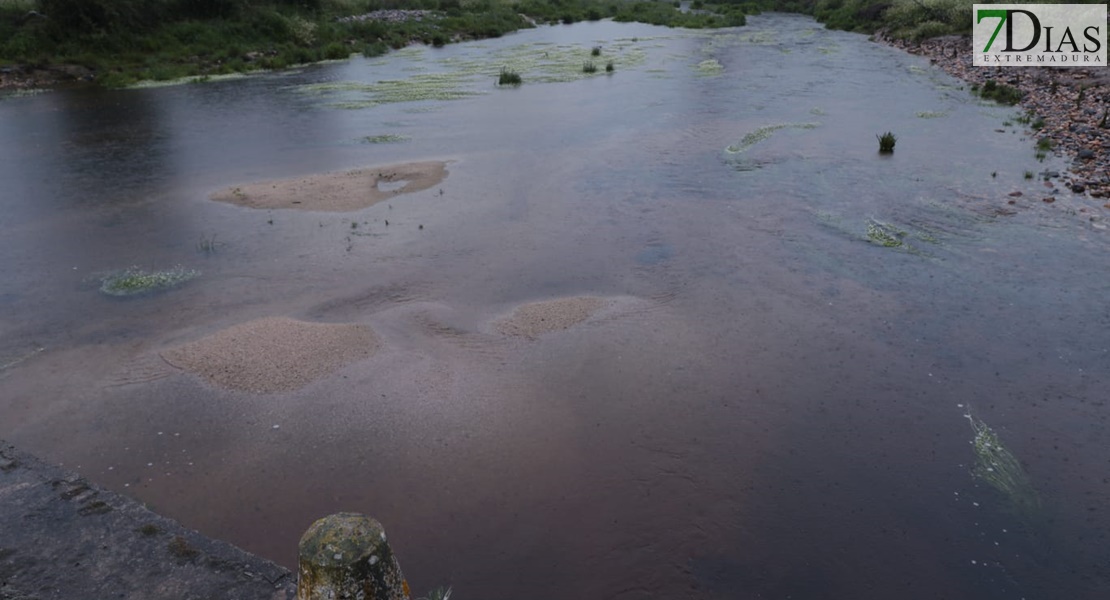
left=973, top=4, right=1106, bottom=66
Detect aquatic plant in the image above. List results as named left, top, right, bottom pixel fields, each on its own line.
left=498, top=68, right=522, bottom=86
left=965, top=410, right=1042, bottom=520
left=725, top=122, right=820, bottom=154
left=582, top=60, right=598, bottom=74
left=196, top=234, right=220, bottom=254
left=606, top=61, right=615, bottom=73
left=1024, top=170, right=1034, bottom=180
left=865, top=219, right=905, bottom=247
left=591, top=46, right=602, bottom=57
left=362, top=134, right=410, bottom=144
left=99, top=266, right=199, bottom=297
left=976, top=79, right=1023, bottom=106
left=916, top=111, right=946, bottom=119
left=695, top=58, right=723, bottom=75
left=877, top=131, right=897, bottom=153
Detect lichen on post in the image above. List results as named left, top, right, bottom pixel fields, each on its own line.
left=296, top=513, right=411, bottom=600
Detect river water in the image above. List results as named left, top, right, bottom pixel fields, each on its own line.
left=2, top=13, right=1108, bottom=600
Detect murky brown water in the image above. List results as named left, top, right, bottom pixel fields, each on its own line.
left=3, top=14, right=1109, bottom=600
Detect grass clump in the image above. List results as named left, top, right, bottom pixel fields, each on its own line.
left=1024, top=170, right=1034, bottom=179
left=877, top=131, right=897, bottom=153
left=498, top=67, right=522, bottom=86
left=965, top=410, right=1041, bottom=521
left=605, top=60, right=614, bottom=73
left=582, top=60, right=598, bottom=74
left=976, top=79, right=1023, bottom=106
left=591, top=46, right=602, bottom=57
left=99, top=266, right=198, bottom=297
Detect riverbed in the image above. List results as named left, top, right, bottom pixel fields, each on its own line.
left=2, top=13, right=1108, bottom=600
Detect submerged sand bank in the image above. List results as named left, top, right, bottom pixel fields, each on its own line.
left=161, top=317, right=378, bottom=393
left=210, top=161, right=448, bottom=212
left=495, top=296, right=608, bottom=340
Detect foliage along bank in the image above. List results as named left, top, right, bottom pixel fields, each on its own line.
left=0, top=0, right=756, bottom=87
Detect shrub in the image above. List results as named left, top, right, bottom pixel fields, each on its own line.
left=498, top=67, right=521, bottom=85
left=877, top=131, right=896, bottom=153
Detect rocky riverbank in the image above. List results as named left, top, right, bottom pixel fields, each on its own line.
left=878, top=32, right=1110, bottom=206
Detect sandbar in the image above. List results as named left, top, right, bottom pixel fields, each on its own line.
left=495, top=296, right=607, bottom=340
left=210, top=161, right=448, bottom=212
left=161, top=317, right=378, bottom=393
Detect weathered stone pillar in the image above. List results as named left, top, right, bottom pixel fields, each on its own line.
left=296, top=513, right=411, bottom=600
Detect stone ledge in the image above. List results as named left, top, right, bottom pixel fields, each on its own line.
left=0, top=441, right=296, bottom=600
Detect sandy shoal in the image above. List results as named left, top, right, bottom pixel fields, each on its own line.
left=210, top=161, right=448, bottom=212
left=495, top=296, right=607, bottom=340
left=161, top=317, right=378, bottom=394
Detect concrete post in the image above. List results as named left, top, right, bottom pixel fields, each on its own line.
left=296, top=513, right=411, bottom=600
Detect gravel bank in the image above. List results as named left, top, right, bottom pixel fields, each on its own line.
left=879, top=33, right=1110, bottom=205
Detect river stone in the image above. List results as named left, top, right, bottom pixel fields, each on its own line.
left=1077, top=149, right=1096, bottom=160
left=297, top=513, right=410, bottom=600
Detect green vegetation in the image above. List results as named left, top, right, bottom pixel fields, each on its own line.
left=99, top=266, right=198, bottom=296
left=0, top=0, right=757, bottom=86
left=876, top=131, right=896, bottom=153
left=582, top=59, right=597, bottom=73
left=590, top=45, right=601, bottom=57
left=791, top=0, right=1105, bottom=42
left=497, top=67, right=521, bottom=86
left=965, top=410, right=1041, bottom=521
left=605, top=60, right=614, bottom=72
left=866, top=218, right=904, bottom=247
left=1024, top=170, right=1034, bottom=179
left=975, top=79, right=1022, bottom=106
left=362, top=133, right=409, bottom=143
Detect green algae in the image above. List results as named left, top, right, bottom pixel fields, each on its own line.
left=965, top=410, right=1042, bottom=521
left=695, top=58, right=723, bottom=75
left=866, top=219, right=905, bottom=247
left=298, top=39, right=651, bottom=109
left=725, top=122, right=820, bottom=154
left=99, top=266, right=199, bottom=297
left=362, top=134, right=410, bottom=144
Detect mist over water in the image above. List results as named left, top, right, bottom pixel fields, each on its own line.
left=2, top=13, right=1108, bottom=600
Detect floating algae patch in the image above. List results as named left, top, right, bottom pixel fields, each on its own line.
left=1, top=88, right=50, bottom=100
left=297, top=72, right=484, bottom=109
left=866, top=219, right=906, bottom=248
left=695, top=59, right=723, bottom=76
left=129, top=72, right=254, bottom=89
left=724, top=122, right=820, bottom=154
left=99, top=266, right=199, bottom=297
left=965, top=410, right=1042, bottom=521
left=916, top=110, right=948, bottom=118
left=361, top=134, right=410, bottom=144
